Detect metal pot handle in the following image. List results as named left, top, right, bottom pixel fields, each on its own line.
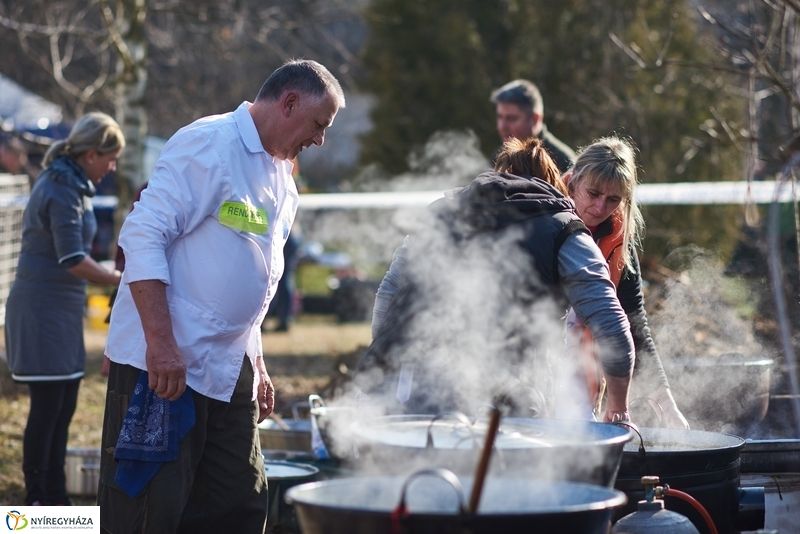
left=425, top=412, right=477, bottom=449
left=615, top=421, right=647, bottom=457
left=308, top=394, right=325, bottom=411
left=395, top=467, right=467, bottom=515
left=391, top=468, right=467, bottom=534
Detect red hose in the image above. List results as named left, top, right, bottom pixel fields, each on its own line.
left=664, top=486, right=718, bottom=534
left=390, top=502, right=408, bottom=534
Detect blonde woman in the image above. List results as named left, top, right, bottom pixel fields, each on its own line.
left=564, top=136, right=689, bottom=429
left=4, top=112, right=124, bottom=505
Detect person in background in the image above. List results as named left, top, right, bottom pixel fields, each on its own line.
left=272, top=230, right=300, bottom=332
left=367, top=137, right=634, bottom=422
left=3, top=112, right=124, bottom=505
left=99, top=59, right=344, bottom=533
left=0, top=134, right=37, bottom=183
left=269, top=157, right=303, bottom=333
left=101, top=182, right=149, bottom=377
left=490, top=79, right=576, bottom=173
left=564, top=136, right=689, bottom=429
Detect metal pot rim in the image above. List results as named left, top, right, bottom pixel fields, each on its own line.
left=350, top=415, right=634, bottom=450
left=285, top=476, right=627, bottom=515
left=623, top=427, right=745, bottom=454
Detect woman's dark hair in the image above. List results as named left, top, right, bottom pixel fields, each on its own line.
left=493, top=137, right=567, bottom=195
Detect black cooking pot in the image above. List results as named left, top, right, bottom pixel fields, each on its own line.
left=264, top=460, right=319, bottom=534
left=346, top=415, right=632, bottom=487
left=285, top=468, right=627, bottom=534
left=741, top=438, right=800, bottom=473
left=614, top=426, right=750, bottom=534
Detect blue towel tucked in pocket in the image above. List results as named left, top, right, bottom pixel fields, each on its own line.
left=114, top=371, right=195, bottom=497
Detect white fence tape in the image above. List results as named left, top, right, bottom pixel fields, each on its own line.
left=297, top=181, right=795, bottom=210
left=0, top=180, right=795, bottom=212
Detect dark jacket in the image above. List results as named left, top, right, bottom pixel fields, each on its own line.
left=17, top=156, right=97, bottom=281
left=433, top=171, right=585, bottom=286
left=540, top=125, right=576, bottom=174
left=5, top=156, right=97, bottom=380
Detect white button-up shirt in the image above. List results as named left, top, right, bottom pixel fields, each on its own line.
left=106, top=102, right=298, bottom=402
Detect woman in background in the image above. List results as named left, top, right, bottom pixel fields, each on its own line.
left=564, top=136, right=689, bottom=429
left=4, top=112, right=124, bottom=505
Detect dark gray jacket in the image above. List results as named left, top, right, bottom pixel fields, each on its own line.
left=4, top=156, right=97, bottom=380
left=540, top=125, right=576, bottom=174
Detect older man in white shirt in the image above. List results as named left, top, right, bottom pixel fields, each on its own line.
left=98, top=59, right=344, bottom=534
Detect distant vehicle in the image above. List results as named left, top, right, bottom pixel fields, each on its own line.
left=276, top=240, right=379, bottom=323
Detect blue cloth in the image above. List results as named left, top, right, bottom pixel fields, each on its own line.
left=114, top=371, right=195, bottom=497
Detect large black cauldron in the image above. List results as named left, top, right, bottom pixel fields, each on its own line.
left=614, top=427, right=750, bottom=534
left=286, top=469, right=626, bottom=534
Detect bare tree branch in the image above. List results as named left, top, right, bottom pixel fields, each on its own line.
left=49, top=31, right=81, bottom=99
left=100, top=0, right=137, bottom=73
left=609, top=32, right=647, bottom=69
left=0, top=12, right=105, bottom=38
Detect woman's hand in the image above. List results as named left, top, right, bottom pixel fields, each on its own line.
left=657, top=386, right=690, bottom=430
left=603, top=374, right=631, bottom=422
left=67, top=256, right=121, bottom=286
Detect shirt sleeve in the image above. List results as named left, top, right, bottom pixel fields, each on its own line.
left=558, top=231, right=635, bottom=378
left=47, top=185, right=87, bottom=266
left=118, top=129, right=227, bottom=285
left=617, top=249, right=670, bottom=389
left=371, top=236, right=409, bottom=338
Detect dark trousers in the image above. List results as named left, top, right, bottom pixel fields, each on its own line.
left=98, top=357, right=268, bottom=534
left=23, top=379, right=81, bottom=505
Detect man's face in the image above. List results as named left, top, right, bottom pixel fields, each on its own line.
left=495, top=102, right=539, bottom=141
left=279, top=91, right=339, bottom=160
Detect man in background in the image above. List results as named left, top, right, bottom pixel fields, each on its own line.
left=490, top=79, right=576, bottom=173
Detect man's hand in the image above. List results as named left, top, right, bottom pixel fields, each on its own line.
left=129, top=280, right=186, bottom=401
left=255, top=355, right=275, bottom=423
left=145, top=333, right=186, bottom=401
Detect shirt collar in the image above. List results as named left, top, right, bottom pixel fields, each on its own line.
left=234, top=101, right=267, bottom=155
left=51, top=156, right=96, bottom=197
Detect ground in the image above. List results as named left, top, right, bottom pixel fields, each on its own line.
left=0, top=316, right=371, bottom=505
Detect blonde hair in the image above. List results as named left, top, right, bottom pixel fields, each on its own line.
left=494, top=137, right=568, bottom=196
left=568, top=136, right=644, bottom=270
left=43, top=112, right=125, bottom=167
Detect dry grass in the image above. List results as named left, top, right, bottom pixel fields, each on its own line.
left=0, top=317, right=371, bottom=505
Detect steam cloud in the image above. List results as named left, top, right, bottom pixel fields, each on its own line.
left=648, top=248, right=774, bottom=436
left=302, top=130, right=619, bottom=483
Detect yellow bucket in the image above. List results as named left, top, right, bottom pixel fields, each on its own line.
left=86, top=293, right=110, bottom=331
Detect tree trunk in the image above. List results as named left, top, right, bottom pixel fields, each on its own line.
left=109, top=0, right=148, bottom=253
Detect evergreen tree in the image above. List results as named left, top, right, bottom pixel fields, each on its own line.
left=360, top=0, right=745, bottom=256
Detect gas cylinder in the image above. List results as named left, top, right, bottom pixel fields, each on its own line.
left=612, top=476, right=699, bottom=534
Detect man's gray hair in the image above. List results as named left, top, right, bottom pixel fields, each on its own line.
left=256, top=59, right=345, bottom=108
left=490, top=79, right=542, bottom=116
